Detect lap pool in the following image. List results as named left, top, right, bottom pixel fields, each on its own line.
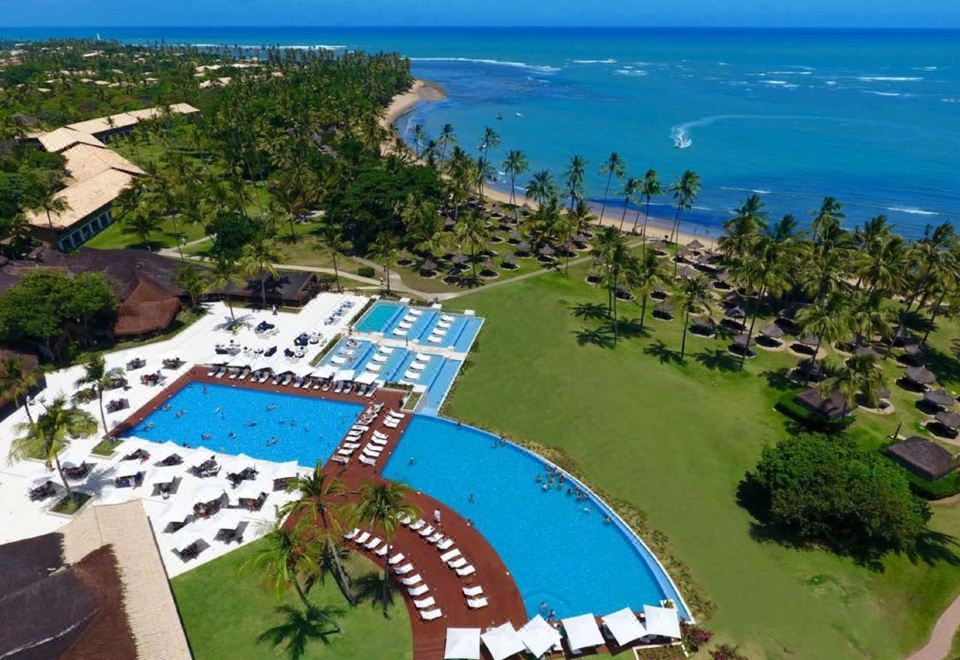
left=123, top=382, right=364, bottom=466
left=382, top=416, right=690, bottom=619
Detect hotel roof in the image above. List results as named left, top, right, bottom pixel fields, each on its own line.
left=37, top=126, right=106, bottom=153
left=65, top=103, right=200, bottom=137
left=25, top=168, right=135, bottom=230
left=62, top=142, right=145, bottom=184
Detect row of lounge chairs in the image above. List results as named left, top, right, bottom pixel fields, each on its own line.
left=332, top=404, right=389, bottom=466
left=324, top=299, right=355, bottom=326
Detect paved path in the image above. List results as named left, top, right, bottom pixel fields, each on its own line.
left=909, top=591, right=960, bottom=660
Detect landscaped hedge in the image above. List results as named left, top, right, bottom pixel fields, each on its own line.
left=775, top=390, right=852, bottom=432
left=358, top=265, right=376, bottom=278
left=902, top=468, right=960, bottom=500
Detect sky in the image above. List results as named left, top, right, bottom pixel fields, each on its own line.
left=0, top=0, right=957, bottom=28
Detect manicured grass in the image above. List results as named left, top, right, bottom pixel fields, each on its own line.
left=442, top=260, right=960, bottom=659
left=85, top=216, right=208, bottom=250
left=51, top=492, right=91, bottom=515
left=171, top=540, right=412, bottom=660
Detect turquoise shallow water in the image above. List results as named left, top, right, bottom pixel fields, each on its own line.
left=7, top=26, right=957, bottom=237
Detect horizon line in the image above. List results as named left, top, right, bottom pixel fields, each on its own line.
left=4, top=25, right=960, bottom=31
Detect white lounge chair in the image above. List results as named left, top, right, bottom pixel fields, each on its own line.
left=409, top=519, right=425, bottom=531
left=420, top=608, right=442, bottom=621
left=364, top=537, right=381, bottom=550
left=436, top=538, right=454, bottom=551
left=359, top=455, right=377, bottom=466
left=462, top=585, right=484, bottom=597
left=388, top=552, right=405, bottom=565
left=337, top=448, right=355, bottom=456
left=418, top=525, right=434, bottom=537
left=400, top=573, right=421, bottom=586
left=408, top=584, right=429, bottom=597
left=414, top=596, right=436, bottom=610
left=399, top=515, right=412, bottom=525
left=354, top=532, right=371, bottom=545
left=439, top=549, right=461, bottom=562
left=370, top=437, right=389, bottom=447
left=448, top=557, right=468, bottom=569
left=427, top=532, right=443, bottom=543
left=344, top=528, right=359, bottom=540
left=342, top=442, right=361, bottom=450
left=389, top=410, right=407, bottom=419
left=394, top=563, right=414, bottom=575
left=375, top=544, right=389, bottom=556
left=373, top=430, right=389, bottom=440
left=455, top=565, right=476, bottom=577
left=363, top=447, right=382, bottom=458
left=467, top=597, right=489, bottom=609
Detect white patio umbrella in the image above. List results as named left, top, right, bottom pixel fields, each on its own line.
left=159, top=498, right=195, bottom=528
left=601, top=607, right=647, bottom=646
left=480, top=622, right=525, bottom=660
left=154, top=440, right=187, bottom=463
left=186, top=447, right=218, bottom=469
left=170, top=523, right=204, bottom=552
left=57, top=445, right=90, bottom=468
left=146, top=464, right=181, bottom=488
left=270, top=460, right=300, bottom=483
left=229, top=477, right=271, bottom=505
left=642, top=605, right=682, bottom=639
left=334, top=368, right=356, bottom=382
left=312, top=365, right=336, bottom=380
left=355, top=371, right=377, bottom=385
left=444, top=627, right=481, bottom=659
left=518, top=615, right=561, bottom=658
left=560, top=614, right=604, bottom=652
left=221, top=453, right=257, bottom=475
left=210, top=508, right=246, bottom=533
left=191, top=484, right=226, bottom=506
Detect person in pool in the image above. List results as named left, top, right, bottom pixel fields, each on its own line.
left=244, top=420, right=257, bottom=427
left=201, top=433, right=211, bottom=441
left=266, top=404, right=277, bottom=412
left=266, top=436, right=278, bottom=446
left=228, top=431, right=236, bottom=439
left=162, top=404, right=172, bottom=412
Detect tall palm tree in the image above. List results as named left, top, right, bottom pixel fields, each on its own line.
left=503, top=150, right=528, bottom=224
left=350, top=480, right=421, bottom=618
left=637, top=169, right=663, bottom=250
left=281, top=466, right=355, bottom=605
left=598, top=152, right=625, bottom=221
left=668, top=170, right=701, bottom=248
left=591, top=226, right=622, bottom=316
left=210, top=256, right=245, bottom=327
left=320, top=224, right=347, bottom=293
left=438, top=123, right=456, bottom=163
left=75, top=354, right=125, bottom=436
left=28, top=171, right=71, bottom=231
left=0, top=358, right=37, bottom=423
left=477, top=127, right=501, bottom=196
left=9, top=395, right=97, bottom=501
left=677, top=275, right=712, bottom=360
left=526, top=170, right=557, bottom=207
left=240, top=232, right=282, bottom=307
left=635, top=250, right=665, bottom=330
left=562, top=155, right=587, bottom=211
left=553, top=214, right=576, bottom=274
left=453, top=212, right=492, bottom=281
left=411, top=124, right=426, bottom=158
left=617, top=177, right=640, bottom=233
left=368, top=233, right=399, bottom=295
left=796, top=289, right=852, bottom=373
left=243, top=523, right=325, bottom=610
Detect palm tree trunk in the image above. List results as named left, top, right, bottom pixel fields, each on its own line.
left=292, top=573, right=311, bottom=608
left=98, top=388, right=108, bottom=436
left=618, top=202, right=629, bottom=233
left=381, top=545, right=391, bottom=618
left=681, top=312, right=690, bottom=359
left=226, top=298, right=237, bottom=326
left=671, top=206, right=683, bottom=277
left=332, top=253, right=342, bottom=293
left=599, top=172, right=612, bottom=220
left=739, top=284, right=765, bottom=371
left=922, top=290, right=948, bottom=345
left=640, top=293, right=648, bottom=330
left=20, top=396, right=33, bottom=423
left=54, top=456, right=73, bottom=500
left=261, top=277, right=267, bottom=307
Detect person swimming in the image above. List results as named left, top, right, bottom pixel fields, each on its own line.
left=201, top=433, right=212, bottom=440
left=244, top=421, right=257, bottom=427
left=603, top=516, right=612, bottom=525
left=143, top=422, right=155, bottom=431
left=162, top=404, right=172, bottom=412
left=228, top=431, right=236, bottom=439
left=408, top=457, right=416, bottom=466
left=468, top=493, right=475, bottom=503
left=266, top=436, right=278, bottom=446
left=265, top=403, right=277, bottom=412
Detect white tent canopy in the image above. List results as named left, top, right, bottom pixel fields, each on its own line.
left=159, top=498, right=195, bottom=526
left=211, top=508, right=246, bottom=532
left=334, top=369, right=356, bottom=382
left=146, top=464, right=181, bottom=487
left=221, top=453, right=257, bottom=474
left=57, top=445, right=90, bottom=468
left=191, top=484, right=226, bottom=505
left=312, top=365, right=336, bottom=380
left=270, top=460, right=300, bottom=482
left=518, top=615, right=561, bottom=658
left=643, top=605, right=682, bottom=639
left=601, top=607, right=647, bottom=646
left=481, top=622, right=525, bottom=660
left=355, top=371, right=377, bottom=385
left=230, top=478, right=272, bottom=503
left=444, top=627, right=481, bottom=660
left=186, top=447, right=218, bottom=468
left=561, top=614, right=604, bottom=652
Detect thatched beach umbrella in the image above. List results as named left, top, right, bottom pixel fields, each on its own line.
left=539, top=244, right=556, bottom=257
left=420, top=259, right=438, bottom=274
left=854, top=345, right=883, bottom=360
left=452, top=253, right=469, bottom=265
left=687, top=239, right=705, bottom=250
left=905, top=366, right=936, bottom=386
left=726, top=305, right=746, bottom=320
left=760, top=323, right=785, bottom=339
left=516, top=240, right=532, bottom=253
left=936, top=410, right=960, bottom=431
left=732, top=333, right=754, bottom=347
left=924, top=389, right=956, bottom=408
left=502, top=253, right=517, bottom=265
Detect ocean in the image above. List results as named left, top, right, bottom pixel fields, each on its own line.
left=4, top=27, right=958, bottom=238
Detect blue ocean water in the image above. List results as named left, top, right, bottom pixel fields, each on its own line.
left=382, top=415, right=688, bottom=618
left=5, top=27, right=958, bottom=238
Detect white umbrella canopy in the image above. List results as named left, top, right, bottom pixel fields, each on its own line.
left=210, top=508, right=246, bottom=532
left=643, top=605, right=682, bottom=639
left=56, top=445, right=91, bottom=468
left=170, top=522, right=205, bottom=550
left=191, top=484, right=226, bottom=506
left=561, top=614, right=604, bottom=652
left=601, top=607, right=647, bottom=646
left=230, top=477, right=272, bottom=503
left=270, top=460, right=301, bottom=482
left=518, top=615, right=561, bottom=658
left=159, top=497, right=195, bottom=527
left=481, top=622, right=525, bottom=660
left=355, top=371, right=377, bottom=385
left=146, top=464, right=181, bottom=487
left=186, top=447, right=218, bottom=468
left=444, top=627, right=481, bottom=660
left=334, top=369, right=356, bottom=382
left=312, top=365, right=336, bottom=380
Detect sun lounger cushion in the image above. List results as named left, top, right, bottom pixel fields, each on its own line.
left=354, top=532, right=370, bottom=545
left=440, top=549, right=461, bottom=562
left=400, top=574, right=421, bottom=586
left=462, top=585, right=484, bottom=597
left=436, top=539, right=454, bottom=550
left=467, top=597, right=489, bottom=609
left=408, top=584, right=430, bottom=597
left=414, top=596, right=436, bottom=610
left=455, top=565, right=476, bottom=577
left=394, top=563, right=414, bottom=575
left=420, top=608, right=442, bottom=621
left=389, top=553, right=405, bottom=565
left=409, top=519, right=425, bottom=530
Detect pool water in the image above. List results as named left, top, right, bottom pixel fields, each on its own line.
left=125, top=382, right=364, bottom=466
left=353, top=301, right=484, bottom=354
left=382, top=416, right=689, bottom=619
left=355, top=301, right=404, bottom=334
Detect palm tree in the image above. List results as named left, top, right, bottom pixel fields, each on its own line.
left=598, top=152, right=625, bottom=221
left=27, top=171, right=71, bottom=231
left=477, top=127, right=501, bottom=196
left=796, top=289, right=852, bottom=373
left=635, top=250, right=665, bottom=330
left=75, top=354, right=125, bottom=436
left=350, top=480, right=421, bottom=617
left=243, top=523, right=324, bottom=609
left=591, top=226, right=622, bottom=316
left=438, top=123, right=456, bottom=162
left=0, top=358, right=38, bottom=423
left=176, top=264, right=208, bottom=309
left=240, top=232, right=282, bottom=307
left=281, top=466, right=355, bottom=605
left=553, top=214, right=576, bottom=274
left=846, top=353, right=888, bottom=409
left=210, top=256, right=245, bottom=327
left=617, top=177, right=640, bottom=233
left=503, top=150, right=528, bottom=224
left=637, top=169, right=663, bottom=250
left=562, top=155, right=587, bottom=211
left=320, top=224, right=347, bottom=293
left=453, top=212, right=492, bottom=281
left=411, top=124, right=427, bottom=158
left=677, top=275, right=712, bottom=360
left=526, top=170, right=557, bottom=207
left=9, top=395, right=97, bottom=501
left=368, top=233, right=399, bottom=295
left=668, top=169, right=701, bottom=246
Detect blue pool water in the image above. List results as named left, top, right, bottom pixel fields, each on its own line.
left=382, top=416, right=688, bottom=619
left=353, top=301, right=484, bottom=354
left=355, top=301, right=405, bottom=334
left=126, top=382, right=364, bottom=466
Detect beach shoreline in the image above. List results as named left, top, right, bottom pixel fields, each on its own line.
left=382, top=78, right=446, bottom=128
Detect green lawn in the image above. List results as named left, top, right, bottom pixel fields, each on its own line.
left=171, top=539, right=412, bottom=660
left=442, top=260, right=960, bottom=659
left=85, top=215, right=208, bottom=250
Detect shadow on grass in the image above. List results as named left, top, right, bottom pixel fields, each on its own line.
left=763, top=368, right=794, bottom=391
left=570, top=302, right=608, bottom=321
left=352, top=571, right=397, bottom=617
left=573, top=327, right=615, bottom=349
left=257, top=603, right=344, bottom=660
left=643, top=339, right=683, bottom=365
left=694, top=349, right=740, bottom=372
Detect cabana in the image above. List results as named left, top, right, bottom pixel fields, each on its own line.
left=444, top=627, right=481, bottom=660
left=794, top=388, right=855, bottom=422
left=561, top=614, right=605, bottom=653
left=642, top=605, right=682, bottom=640
left=602, top=607, right=647, bottom=647
left=904, top=366, right=936, bottom=387
left=935, top=410, right=960, bottom=433
left=334, top=369, right=356, bottom=384
left=924, top=389, right=956, bottom=409
left=759, top=323, right=785, bottom=340
left=481, top=622, right=525, bottom=660
left=887, top=437, right=959, bottom=481
left=270, top=461, right=301, bottom=491
left=146, top=464, right=180, bottom=496
left=519, top=615, right=562, bottom=658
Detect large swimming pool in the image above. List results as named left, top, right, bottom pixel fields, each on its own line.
left=353, top=301, right=483, bottom=354
left=124, top=382, right=363, bottom=466
left=382, top=416, right=690, bottom=619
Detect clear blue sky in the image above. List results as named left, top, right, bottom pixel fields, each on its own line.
left=1, top=0, right=957, bottom=28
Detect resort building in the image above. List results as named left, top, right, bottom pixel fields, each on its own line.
left=26, top=103, right=199, bottom=251
left=887, top=437, right=959, bottom=481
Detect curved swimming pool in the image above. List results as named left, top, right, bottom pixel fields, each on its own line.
left=382, top=415, right=690, bottom=620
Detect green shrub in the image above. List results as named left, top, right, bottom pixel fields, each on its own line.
left=775, top=390, right=851, bottom=432
left=901, top=468, right=960, bottom=500
left=358, top=265, right=376, bottom=278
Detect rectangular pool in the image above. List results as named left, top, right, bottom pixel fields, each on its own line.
left=124, top=382, right=364, bottom=467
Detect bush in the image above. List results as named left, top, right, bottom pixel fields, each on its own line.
left=902, top=468, right=960, bottom=500
left=741, top=433, right=931, bottom=557
left=358, top=265, right=376, bottom=278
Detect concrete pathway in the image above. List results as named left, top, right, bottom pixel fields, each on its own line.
left=909, top=591, right=960, bottom=660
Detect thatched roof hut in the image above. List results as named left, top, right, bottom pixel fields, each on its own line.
left=887, top=437, right=958, bottom=480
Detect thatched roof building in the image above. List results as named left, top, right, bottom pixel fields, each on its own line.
left=887, top=437, right=958, bottom=481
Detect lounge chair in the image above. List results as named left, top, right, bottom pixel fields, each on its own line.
left=375, top=544, right=389, bottom=557
left=408, top=584, right=430, bottom=597
left=354, top=532, right=371, bottom=545
left=389, top=410, right=407, bottom=420
left=414, top=596, right=436, bottom=610
left=400, top=573, right=421, bottom=586
left=399, top=515, right=413, bottom=525
left=337, top=448, right=355, bottom=456
left=427, top=532, right=444, bottom=543
left=420, top=608, right=442, bottom=621
left=418, top=525, right=434, bottom=537
left=373, top=430, right=388, bottom=440
left=384, top=419, right=400, bottom=429
left=344, top=528, right=359, bottom=540
left=330, top=455, right=350, bottom=465
left=448, top=557, right=468, bottom=569
left=364, top=387, right=376, bottom=398
left=388, top=552, right=405, bottom=565
left=394, top=563, right=414, bottom=575
left=359, top=455, right=377, bottom=466
left=462, top=585, right=484, bottom=597
left=364, top=537, right=381, bottom=550
left=436, top=538, right=454, bottom=551
left=439, top=549, right=461, bottom=562
left=455, top=565, right=476, bottom=577
left=409, top=519, right=425, bottom=531
left=467, top=597, right=489, bottom=609
left=342, top=442, right=361, bottom=450
left=363, top=447, right=382, bottom=458
left=370, top=437, right=389, bottom=447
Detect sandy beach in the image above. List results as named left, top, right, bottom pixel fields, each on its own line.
left=384, top=80, right=716, bottom=250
